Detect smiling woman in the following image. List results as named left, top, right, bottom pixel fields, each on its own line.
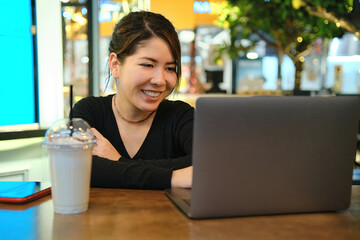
left=72, top=11, right=193, bottom=190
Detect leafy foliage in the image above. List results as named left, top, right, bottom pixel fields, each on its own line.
left=301, top=0, right=360, bottom=34
left=217, top=0, right=351, bottom=90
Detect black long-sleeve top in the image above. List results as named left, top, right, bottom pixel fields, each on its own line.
left=72, top=94, right=194, bottom=189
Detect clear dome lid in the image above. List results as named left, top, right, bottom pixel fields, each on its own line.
left=44, top=118, right=95, bottom=146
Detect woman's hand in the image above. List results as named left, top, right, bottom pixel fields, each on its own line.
left=171, top=166, right=193, bottom=188
left=91, top=128, right=121, bottom=161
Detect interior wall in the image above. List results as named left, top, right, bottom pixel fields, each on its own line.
left=150, top=0, right=221, bottom=30
left=36, top=0, right=64, bottom=128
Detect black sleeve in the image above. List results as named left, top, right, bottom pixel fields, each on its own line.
left=137, top=155, right=192, bottom=170
left=91, top=156, right=173, bottom=189
left=71, top=96, right=104, bottom=128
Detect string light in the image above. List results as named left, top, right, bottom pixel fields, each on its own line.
left=73, top=13, right=85, bottom=24
left=246, top=52, right=259, bottom=59
left=292, top=0, right=301, bottom=9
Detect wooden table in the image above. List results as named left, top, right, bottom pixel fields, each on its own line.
left=1, top=186, right=359, bottom=240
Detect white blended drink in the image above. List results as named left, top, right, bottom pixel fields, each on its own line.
left=44, top=118, right=95, bottom=214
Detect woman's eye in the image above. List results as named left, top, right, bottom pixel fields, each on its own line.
left=166, top=67, right=177, bottom=72
left=140, top=64, right=153, bottom=68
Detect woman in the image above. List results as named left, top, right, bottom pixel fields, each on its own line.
left=72, top=11, right=193, bottom=189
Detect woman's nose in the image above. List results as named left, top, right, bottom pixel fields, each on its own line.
left=151, top=68, right=166, bottom=86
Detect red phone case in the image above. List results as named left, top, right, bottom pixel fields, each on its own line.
left=0, top=184, right=51, bottom=204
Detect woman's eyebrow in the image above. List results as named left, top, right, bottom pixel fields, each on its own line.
left=140, top=57, right=157, bottom=62
left=140, top=57, right=176, bottom=65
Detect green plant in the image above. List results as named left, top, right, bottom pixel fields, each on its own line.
left=217, top=0, right=352, bottom=92
left=301, top=0, right=360, bottom=35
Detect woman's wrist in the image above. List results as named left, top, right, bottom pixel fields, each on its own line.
left=171, top=166, right=193, bottom=188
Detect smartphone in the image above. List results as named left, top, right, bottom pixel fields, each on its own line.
left=0, top=181, right=51, bottom=204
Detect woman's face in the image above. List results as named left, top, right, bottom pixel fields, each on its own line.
left=111, top=37, right=177, bottom=114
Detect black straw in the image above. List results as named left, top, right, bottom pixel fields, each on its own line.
left=70, top=85, right=74, bottom=137
left=70, top=85, right=73, bottom=120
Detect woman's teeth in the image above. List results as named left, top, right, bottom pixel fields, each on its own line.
left=143, top=90, right=160, bottom=97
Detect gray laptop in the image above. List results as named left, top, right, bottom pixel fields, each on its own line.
left=165, top=96, right=360, bottom=219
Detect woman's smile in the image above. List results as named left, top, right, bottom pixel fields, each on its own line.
left=142, top=90, right=162, bottom=98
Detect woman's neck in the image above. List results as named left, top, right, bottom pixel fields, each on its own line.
left=113, top=94, right=155, bottom=124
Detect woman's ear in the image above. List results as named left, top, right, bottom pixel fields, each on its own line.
left=109, top=53, right=120, bottom=79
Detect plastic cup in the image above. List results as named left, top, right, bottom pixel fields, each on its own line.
left=44, top=118, right=95, bottom=214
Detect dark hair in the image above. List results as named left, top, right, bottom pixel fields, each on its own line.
left=107, top=11, right=181, bottom=91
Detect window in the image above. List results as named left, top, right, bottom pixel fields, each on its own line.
left=0, top=0, right=37, bottom=128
